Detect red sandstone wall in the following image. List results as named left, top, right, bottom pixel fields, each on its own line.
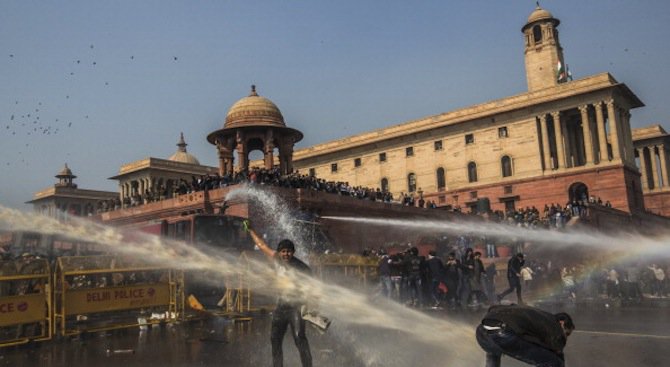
left=643, top=191, right=670, bottom=217
left=428, top=165, right=643, bottom=214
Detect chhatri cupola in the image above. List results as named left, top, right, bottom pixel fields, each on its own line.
left=522, top=4, right=566, bottom=91
left=207, top=85, right=303, bottom=175
left=55, top=163, right=77, bottom=188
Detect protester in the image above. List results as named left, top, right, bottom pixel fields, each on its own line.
left=476, top=304, right=574, bottom=367
left=245, top=221, right=313, bottom=367
left=497, top=253, right=525, bottom=304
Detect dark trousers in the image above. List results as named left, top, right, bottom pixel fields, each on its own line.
left=444, top=278, right=459, bottom=306
left=476, top=325, right=564, bottom=367
left=406, top=275, right=423, bottom=306
left=271, top=304, right=312, bottom=367
left=498, top=277, right=523, bottom=304
left=430, top=278, right=443, bottom=305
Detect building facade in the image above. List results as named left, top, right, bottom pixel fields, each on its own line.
left=27, top=164, right=118, bottom=218
left=110, top=133, right=218, bottom=205
left=290, top=6, right=648, bottom=215
left=633, top=125, right=670, bottom=216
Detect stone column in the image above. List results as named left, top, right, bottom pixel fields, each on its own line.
left=235, top=131, right=248, bottom=173
left=579, top=105, right=594, bottom=164
left=659, top=144, right=669, bottom=188
left=217, top=139, right=235, bottom=176
left=623, top=111, right=635, bottom=165
left=278, top=144, right=294, bottom=175
left=606, top=100, right=622, bottom=160
left=595, top=102, right=608, bottom=162
left=264, top=129, right=275, bottom=170
left=264, top=141, right=275, bottom=170
left=236, top=145, right=248, bottom=173
left=637, top=147, right=649, bottom=191
left=650, top=146, right=660, bottom=190
left=539, top=114, right=552, bottom=170
left=552, top=111, right=566, bottom=168
left=561, top=120, right=575, bottom=168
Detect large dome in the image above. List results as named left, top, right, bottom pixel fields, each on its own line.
left=224, top=85, right=285, bottom=129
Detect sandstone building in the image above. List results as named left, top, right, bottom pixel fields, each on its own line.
left=289, top=6, right=660, bottom=216
left=633, top=125, right=670, bottom=215
left=27, top=164, right=118, bottom=218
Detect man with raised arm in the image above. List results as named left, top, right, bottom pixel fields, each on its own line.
left=245, top=221, right=313, bottom=367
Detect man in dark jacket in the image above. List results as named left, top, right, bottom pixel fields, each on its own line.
left=403, top=247, right=424, bottom=307
left=426, top=250, right=446, bottom=308
left=443, top=252, right=461, bottom=308
left=497, top=253, right=525, bottom=304
left=476, top=304, right=574, bottom=367
left=247, top=224, right=313, bottom=367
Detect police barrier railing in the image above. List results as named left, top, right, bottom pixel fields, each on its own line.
left=218, top=251, right=273, bottom=320
left=54, top=256, right=184, bottom=336
left=313, top=254, right=378, bottom=288
left=0, top=259, right=52, bottom=347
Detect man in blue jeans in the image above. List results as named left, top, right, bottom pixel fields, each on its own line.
left=476, top=304, right=574, bottom=367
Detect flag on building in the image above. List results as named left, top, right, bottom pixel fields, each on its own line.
left=557, top=60, right=567, bottom=82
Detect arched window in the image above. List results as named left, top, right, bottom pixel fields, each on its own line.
left=467, top=162, right=478, bottom=183
left=533, top=25, right=542, bottom=43
left=436, top=167, right=446, bottom=190
left=501, top=155, right=513, bottom=177
left=407, top=173, right=417, bottom=193
left=381, top=178, right=389, bottom=192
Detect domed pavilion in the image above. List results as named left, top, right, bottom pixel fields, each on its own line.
left=207, top=85, right=303, bottom=175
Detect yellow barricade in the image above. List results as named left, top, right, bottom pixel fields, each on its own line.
left=54, top=256, right=183, bottom=336
left=0, top=259, right=52, bottom=347
left=215, top=251, right=258, bottom=316
left=313, top=254, right=378, bottom=288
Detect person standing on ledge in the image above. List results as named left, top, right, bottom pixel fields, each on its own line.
left=245, top=221, right=312, bottom=367
left=476, top=304, right=575, bottom=367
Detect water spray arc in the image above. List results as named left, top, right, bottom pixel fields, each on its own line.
left=0, top=191, right=484, bottom=366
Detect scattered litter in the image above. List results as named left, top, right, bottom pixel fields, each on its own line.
left=106, top=349, right=135, bottom=356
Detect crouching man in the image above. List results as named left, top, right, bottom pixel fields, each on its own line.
left=476, top=304, right=574, bottom=367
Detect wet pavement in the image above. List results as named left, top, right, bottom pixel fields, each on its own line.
left=1, top=302, right=669, bottom=367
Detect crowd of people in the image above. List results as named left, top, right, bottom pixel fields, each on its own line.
left=95, top=168, right=407, bottom=213
left=371, top=241, right=668, bottom=310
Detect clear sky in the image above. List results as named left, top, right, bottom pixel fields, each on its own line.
left=2, top=0, right=670, bottom=210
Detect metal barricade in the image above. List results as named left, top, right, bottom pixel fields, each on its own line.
left=54, top=256, right=183, bottom=336
left=0, top=258, right=52, bottom=347
left=314, top=254, right=378, bottom=288
left=215, top=251, right=259, bottom=317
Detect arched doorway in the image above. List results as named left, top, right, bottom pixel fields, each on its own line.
left=568, top=182, right=588, bottom=202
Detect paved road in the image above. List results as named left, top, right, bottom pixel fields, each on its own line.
left=1, top=304, right=668, bottom=367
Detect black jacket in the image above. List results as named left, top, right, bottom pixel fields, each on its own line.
left=482, top=304, right=567, bottom=354
left=507, top=256, right=524, bottom=279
